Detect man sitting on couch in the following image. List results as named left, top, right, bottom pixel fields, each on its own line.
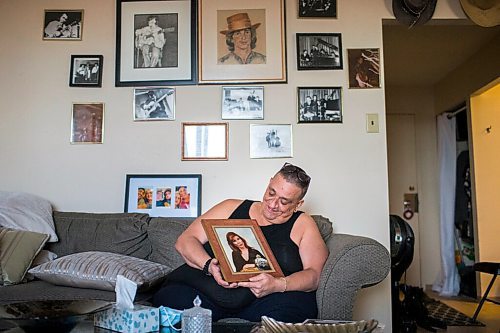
left=153, top=163, right=328, bottom=322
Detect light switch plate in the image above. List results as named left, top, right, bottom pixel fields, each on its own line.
left=366, top=113, right=379, bottom=133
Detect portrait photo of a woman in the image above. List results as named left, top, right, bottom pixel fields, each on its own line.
left=226, top=231, right=270, bottom=272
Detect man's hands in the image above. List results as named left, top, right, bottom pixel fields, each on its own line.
left=237, top=273, right=284, bottom=298
left=208, top=259, right=238, bottom=288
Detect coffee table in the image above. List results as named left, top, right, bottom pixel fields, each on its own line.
left=0, top=318, right=262, bottom=332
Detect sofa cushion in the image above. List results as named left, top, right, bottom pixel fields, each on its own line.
left=46, top=212, right=151, bottom=259
left=0, top=227, right=50, bottom=285
left=29, top=251, right=171, bottom=292
left=0, top=191, right=58, bottom=242
left=147, top=217, right=191, bottom=270
left=311, top=215, right=334, bottom=242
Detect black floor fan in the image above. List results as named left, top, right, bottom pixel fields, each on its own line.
left=390, top=215, right=447, bottom=332
left=390, top=214, right=415, bottom=332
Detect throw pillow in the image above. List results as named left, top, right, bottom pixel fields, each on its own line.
left=0, top=227, right=50, bottom=285
left=28, top=251, right=171, bottom=292
left=0, top=191, right=58, bottom=242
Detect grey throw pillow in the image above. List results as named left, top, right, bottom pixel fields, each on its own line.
left=29, top=251, right=171, bottom=291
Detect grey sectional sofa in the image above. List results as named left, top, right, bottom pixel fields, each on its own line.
left=0, top=211, right=390, bottom=320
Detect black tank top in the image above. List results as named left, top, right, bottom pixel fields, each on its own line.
left=228, top=199, right=303, bottom=276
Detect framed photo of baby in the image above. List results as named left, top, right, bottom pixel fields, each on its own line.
left=202, top=219, right=284, bottom=282
left=198, top=0, right=286, bottom=84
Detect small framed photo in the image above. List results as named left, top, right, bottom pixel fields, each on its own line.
left=298, top=87, right=342, bottom=123
left=115, top=0, right=197, bottom=86
left=296, top=33, right=342, bottom=70
left=69, top=55, right=103, bottom=87
left=249, top=124, right=292, bottom=159
left=298, top=0, right=337, bottom=18
left=222, top=86, right=264, bottom=120
left=201, top=219, right=284, bottom=282
left=347, top=48, right=381, bottom=89
left=70, top=103, right=104, bottom=144
left=124, top=174, right=201, bottom=218
left=43, top=10, right=84, bottom=40
left=182, top=122, right=229, bottom=161
left=198, top=0, right=287, bottom=84
left=133, top=87, right=175, bottom=121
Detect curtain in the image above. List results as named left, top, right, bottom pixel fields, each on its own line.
left=432, top=114, right=460, bottom=296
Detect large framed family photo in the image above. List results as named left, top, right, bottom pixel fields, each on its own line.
left=124, top=174, right=201, bottom=218
left=202, top=219, right=284, bottom=282
left=115, top=0, right=197, bottom=86
left=198, top=0, right=287, bottom=84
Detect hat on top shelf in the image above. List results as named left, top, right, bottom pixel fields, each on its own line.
left=392, top=0, right=437, bottom=28
left=460, top=0, right=500, bottom=27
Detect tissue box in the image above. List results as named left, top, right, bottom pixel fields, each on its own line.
left=94, top=304, right=160, bottom=333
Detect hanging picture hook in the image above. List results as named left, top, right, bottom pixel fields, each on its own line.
left=486, top=126, right=492, bottom=134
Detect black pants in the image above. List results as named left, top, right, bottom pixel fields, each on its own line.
left=153, top=282, right=318, bottom=322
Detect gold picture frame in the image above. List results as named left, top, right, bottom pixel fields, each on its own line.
left=198, top=0, right=287, bottom=84
left=181, top=122, right=229, bottom=160
left=202, top=219, right=284, bottom=282
left=70, top=103, right=104, bottom=144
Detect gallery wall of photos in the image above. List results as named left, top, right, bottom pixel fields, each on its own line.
left=48, top=0, right=381, bottom=157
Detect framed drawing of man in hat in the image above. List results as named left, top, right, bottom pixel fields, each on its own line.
left=198, top=0, right=286, bottom=84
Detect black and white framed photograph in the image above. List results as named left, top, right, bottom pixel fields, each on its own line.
left=133, top=87, right=175, bottom=121
left=124, top=174, right=201, bottom=218
left=222, top=86, right=264, bottom=120
left=69, top=55, right=103, bottom=87
left=298, top=0, right=337, bottom=18
left=70, top=103, right=104, bottom=144
left=116, top=0, right=197, bottom=86
left=347, top=48, right=381, bottom=89
left=298, top=87, right=342, bottom=123
left=249, top=124, right=292, bottom=159
left=296, top=33, right=342, bottom=70
left=43, top=10, right=83, bottom=40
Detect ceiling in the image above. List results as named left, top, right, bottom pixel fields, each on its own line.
left=382, top=20, right=500, bottom=87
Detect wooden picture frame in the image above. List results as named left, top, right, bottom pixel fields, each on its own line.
left=133, top=87, right=175, bottom=121
left=347, top=48, right=381, bottom=89
left=124, top=174, right=201, bottom=218
left=43, top=10, right=84, bottom=40
left=201, top=219, right=284, bottom=282
left=198, top=0, right=287, bottom=84
left=70, top=103, right=104, bottom=144
left=69, top=55, right=103, bottom=87
left=249, top=124, right=293, bottom=159
left=182, top=122, right=229, bottom=161
left=222, top=86, right=264, bottom=120
left=115, top=0, right=197, bottom=86
left=297, top=87, right=342, bottom=123
left=296, top=33, right=342, bottom=71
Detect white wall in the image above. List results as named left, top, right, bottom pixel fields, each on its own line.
left=0, top=0, right=468, bottom=330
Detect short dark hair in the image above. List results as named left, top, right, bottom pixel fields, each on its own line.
left=277, top=163, right=311, bottom=200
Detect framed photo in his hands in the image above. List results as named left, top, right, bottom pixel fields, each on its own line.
left=202, top=219, right=284, bottom=282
